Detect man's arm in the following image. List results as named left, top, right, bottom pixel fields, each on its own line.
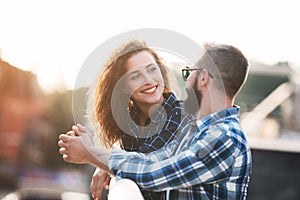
left=109, top=128, right=237, bottom=191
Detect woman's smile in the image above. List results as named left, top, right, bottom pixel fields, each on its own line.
left=141, top=85, right=158, bottom=94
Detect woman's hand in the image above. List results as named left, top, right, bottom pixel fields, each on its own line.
left=90, top=168, right=111, bottom=200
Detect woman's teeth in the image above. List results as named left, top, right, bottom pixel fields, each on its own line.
left=143, top=86, right=157, bottom=93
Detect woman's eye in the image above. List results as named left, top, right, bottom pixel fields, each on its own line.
left=130, top=74, right=140, bottom=80
left=148, top=66, right=158, bottom=73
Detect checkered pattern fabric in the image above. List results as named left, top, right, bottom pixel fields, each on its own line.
left=109, top=106, right=252, bottom=200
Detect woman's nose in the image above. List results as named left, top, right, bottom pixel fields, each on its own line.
left=141, top=73, right=154, bottom=84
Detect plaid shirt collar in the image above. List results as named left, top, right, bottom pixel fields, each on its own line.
left=128, top=92, right=178, bottom=128
left=196, top=105, right=240, bottom=128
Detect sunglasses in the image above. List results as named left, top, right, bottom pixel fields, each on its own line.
left=181, top=66, right=214, bottom=81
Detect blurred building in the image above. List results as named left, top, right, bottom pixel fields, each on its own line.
left=0, top=58, right=46, bottom=165
left=236, top=61, right=300, bottom=143
left=235, top=61, right=300, bottom=200
left=0, top=59, right=92, bottom=198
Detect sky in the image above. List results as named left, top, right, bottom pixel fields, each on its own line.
left=0, top=0, right=299, bottom=93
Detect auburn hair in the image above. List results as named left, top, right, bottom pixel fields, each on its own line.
left=92, top=39, right=171, bottom=147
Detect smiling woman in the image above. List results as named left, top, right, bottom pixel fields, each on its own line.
left=124, top=52, right=165, bottom=113
left=59, top=38, right=195, bottom=200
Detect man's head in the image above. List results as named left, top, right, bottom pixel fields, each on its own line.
left=183, top=43, right=249, bottom=116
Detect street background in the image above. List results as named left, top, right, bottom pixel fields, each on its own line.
left=1, top=1, right=300, bottom=199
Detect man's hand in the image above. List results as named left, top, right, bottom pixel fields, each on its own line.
left=91, top=168, right=111, bottom=200
left=58, top=126, right=93, bottom=164
left=58, top=124, right=113, bottom=175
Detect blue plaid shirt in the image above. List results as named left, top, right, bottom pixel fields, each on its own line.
left=109, top=106, right=252, bottom=200
left=120, top=92, right=194, bottom=200
left=121, top=92, right=192, bottom=153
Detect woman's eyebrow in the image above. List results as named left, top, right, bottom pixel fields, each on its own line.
left=145, top=63, right=157, bottom=69
left=127, top=70, right=139, bottom=77
left=127, top=63, right=156, bottom=76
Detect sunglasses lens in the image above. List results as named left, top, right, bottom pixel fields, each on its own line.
left=182, top=70, right=190, bottom=81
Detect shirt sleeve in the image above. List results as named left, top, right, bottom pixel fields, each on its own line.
left=108, top=127, right=236, bottom=191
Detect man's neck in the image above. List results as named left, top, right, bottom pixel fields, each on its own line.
left=197, top=92, right=233, bottom=119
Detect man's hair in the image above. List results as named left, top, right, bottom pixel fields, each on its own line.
left=200, top=43, right=249, bottom=98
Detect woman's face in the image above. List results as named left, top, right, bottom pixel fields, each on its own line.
left=124, top=50, right=164, bottom=106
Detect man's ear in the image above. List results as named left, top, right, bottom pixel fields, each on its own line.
left=198, top=69, right=209, bottom=87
